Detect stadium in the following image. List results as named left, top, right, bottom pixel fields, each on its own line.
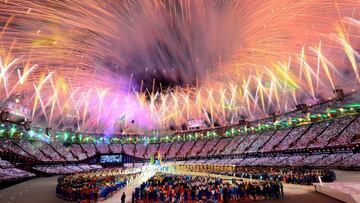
left=0, top=0, right=360, bottom=202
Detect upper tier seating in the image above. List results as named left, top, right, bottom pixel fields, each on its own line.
left=166, top=142, right=183, bottom=158
left=110, top=144, right=122, bottom=153
left=308, top=116, right=354, bottom=148
left=328, top=115, right=360, bottom=146
left=144, top=143, right=159, bottom=159
left=198, top=139, right=218, bottom=156
left=211, top=138, right=231, bottom=155
left=51, top=142, right=76, bottom=161
left=134, top=143, right=147, bottom=157
left=291, top=121, right=332, bottom=149
left=261, top=129, right=291, bottom=152
left=158, top=142, right=172, bottom=157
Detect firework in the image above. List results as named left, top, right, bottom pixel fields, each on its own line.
left=0, top=0, right=359, bottom=132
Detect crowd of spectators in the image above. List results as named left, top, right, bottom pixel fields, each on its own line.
left=334, top=153, right=360, bottom=168
left=96, top=143, right=110, bottom=154
left=221, top=136, right=244, bottom=155
left=0, top=167, right=35, bottom=181
left=233, top=134, right=259, bottom=154
left=276, top=155, right=305, bottom=166
left=177, top=141, right=195, bottom=157
left=135, top=143, right=147, bottom=157
left=81, top=144, right=96, bottom=157
left=145, top=143, right=159, bottom=159
left=211, top=138, right=231, bottom=155
left=308, top=116, right=354, bottom=148
left=246, top=131, right=275, bottom=153
left=18, top=140, right=51, bottom=161
left=165, top=151, right=360, bottom=168
left=275, top=125, right=309, bottom=151
left=328, top=116, right=360, bottom=146
left=51, top=142, right=76, bottom=161
left=291, top=121, right=331, bottom=149
left=198, top=139, right=218, bottom=156
left=110, top=144, right=122, bottom=153
left=2, top=113, right=360, bottom=164
left=34, top=164, right=102, bottom=174
left=189, top=140, right=207, bottom=156
left=158, top=142, right=172, bottom=157
left=0, top=139, right=30, bottom=158
left=0, top=158, right=35, bottom=181
left=1, top=103, right=360, bottom=182
left=70, top=144, right=87, bottom=160
left=133, top=173, right=284, bottom=202
left=40, top=142, right=64, bottom=161
left=261, top=129, right=291, bottom=152
left=123, top=144, right=135, bottom=156
left=166, top=142, right=183, bottom=158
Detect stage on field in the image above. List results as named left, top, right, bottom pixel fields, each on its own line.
left=314, top=182, right=360, bottom=203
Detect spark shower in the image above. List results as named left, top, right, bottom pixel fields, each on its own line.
left=0, top=0, right=359, bottom=132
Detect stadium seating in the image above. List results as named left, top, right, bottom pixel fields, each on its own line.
left=166, top=142, right=183, bottom=158
left=0, top=158, right=35, bottom=181
left=158, top=142, right=172, bottom=157
left=1, top=98, right=360, bottom=185
left=51, top=142, right=76, bottom=161
left=211, top=138, right=231, bottom=155
left=95, top=143, right=110, bottom=154
left=221, top=136, right=244, bottom=155
left=81, top=143, right=96, bottom=157
left=122, top=144, right=135, bottom=156
left=144, top=143, right=159, bottom=158
left=177, top=141, right=195, bottom=157
left=70, top=144, right=87, bottom=160
left=308, top=116, right=354, bottom=148
left=328, top=115, right=360, bottom=146
left=198, top=139, right=218, bottom=156
left=291, top=121, right=331, bottom=149
left=275, top=125, right=309, bottom=151
left=110, top=144, right=122, bottom=153
left=246, top=131, right=275, bottom=153
left=134, top=143, right=146, bottom=157
left=261, top=129, right=291, bottom=152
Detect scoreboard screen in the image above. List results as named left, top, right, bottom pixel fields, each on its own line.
left=99, top=154, right=123, bottom=164
left=187, top=118, right=206, bottom=129
left=6, top=101, right=32, bottom=119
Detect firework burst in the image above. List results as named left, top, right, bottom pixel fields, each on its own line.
left=0, top=0, right=359, bottom=132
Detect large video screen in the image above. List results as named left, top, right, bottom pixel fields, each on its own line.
left=187, top=118, right=205, bottom=129
left=100, top=154, right=123, bottom=164
left=6, top=101, right=32, bottom=119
